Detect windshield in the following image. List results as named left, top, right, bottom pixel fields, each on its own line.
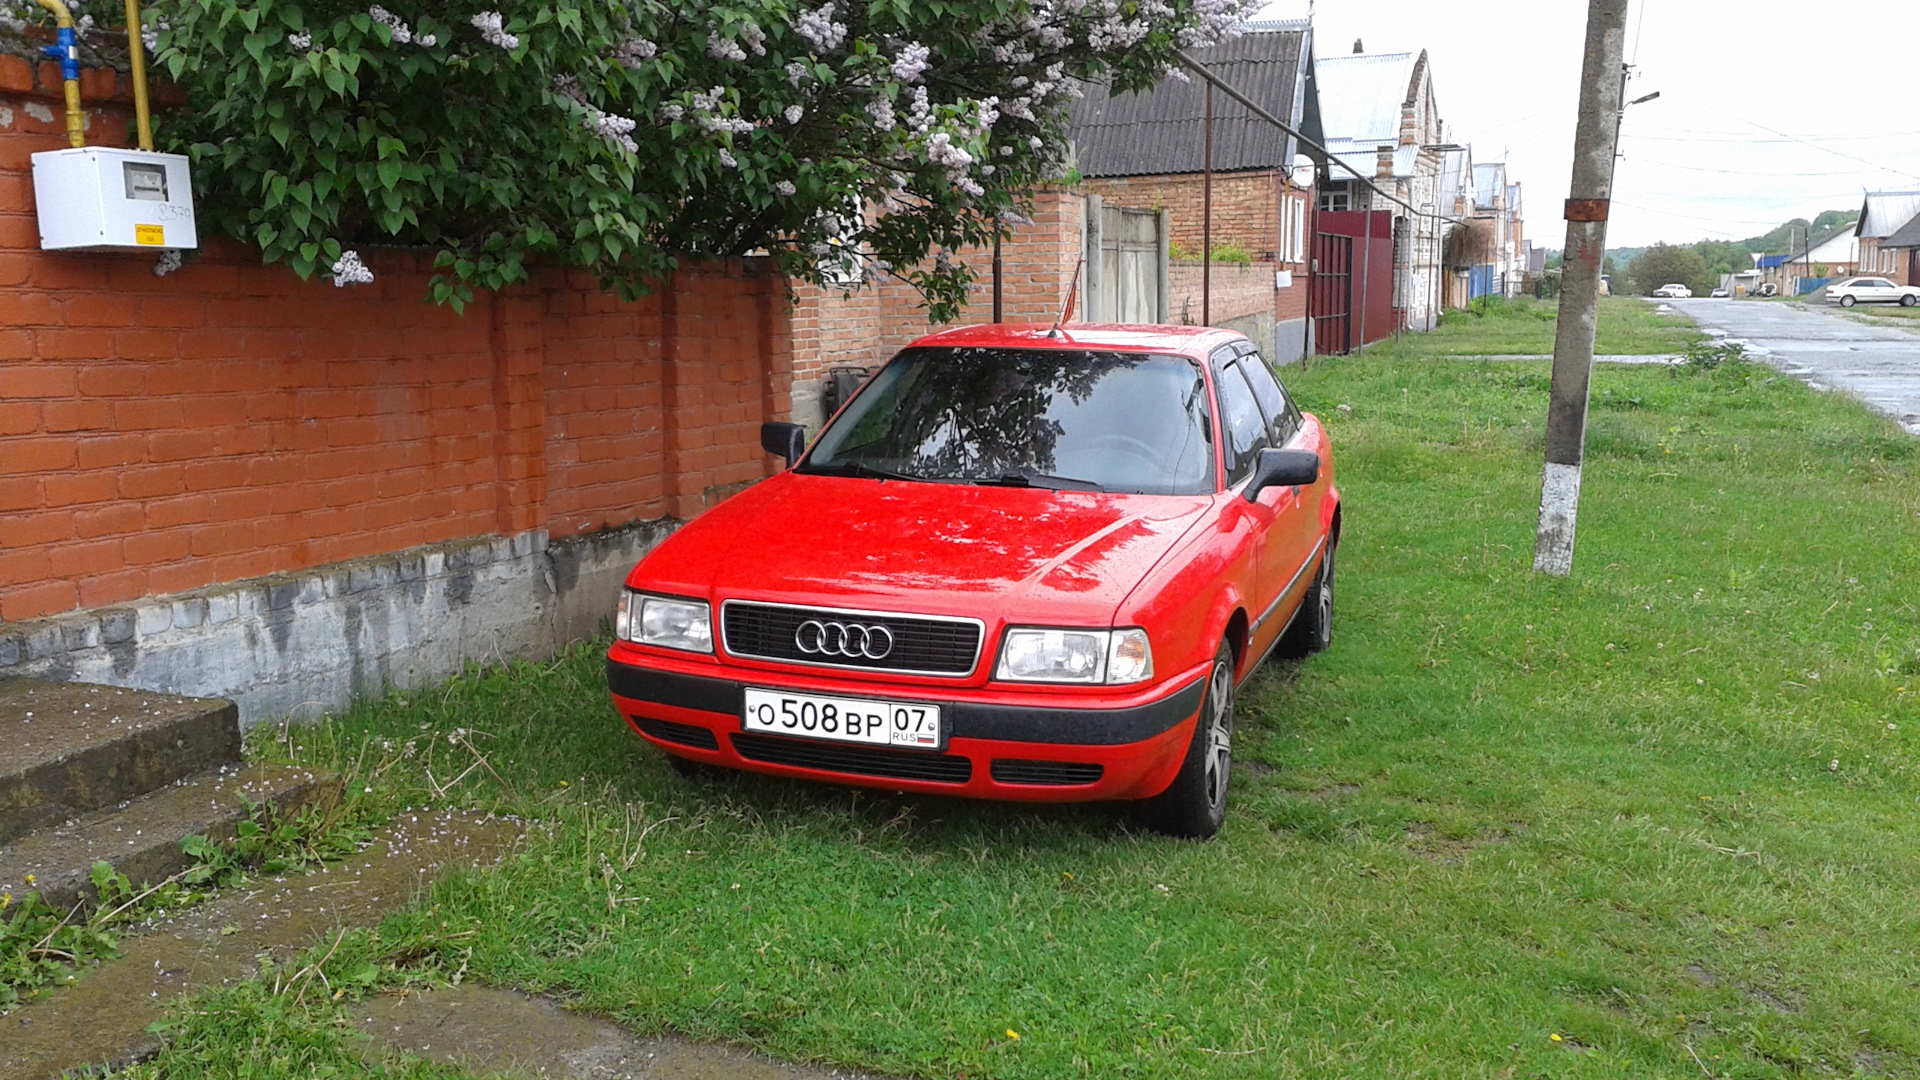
left=801, top=347, right=1215, bottom=496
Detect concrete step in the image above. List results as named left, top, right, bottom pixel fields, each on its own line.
left=0, top=762, right=339, bottom=913
left=0, top=678, right=242, bottom=847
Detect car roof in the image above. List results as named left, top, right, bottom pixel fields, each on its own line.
left=906, top=322, right=1247, bottom=359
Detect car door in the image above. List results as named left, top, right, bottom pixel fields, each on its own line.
left=1210, top=345, right=1281, bottom=651
left=1232, top=344, right=1321, bottom=646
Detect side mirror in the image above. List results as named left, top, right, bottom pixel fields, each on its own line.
left=760, top=421, right=807, bottom=467
left=1243, top=447, right=1319, bottom=503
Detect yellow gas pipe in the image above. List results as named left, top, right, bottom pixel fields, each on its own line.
left=123, top=0, right=152, bottom=150
left=32, top=0, right=84, bottom=147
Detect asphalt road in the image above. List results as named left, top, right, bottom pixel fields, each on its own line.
left=1671, top=298, right=1920, bottom=434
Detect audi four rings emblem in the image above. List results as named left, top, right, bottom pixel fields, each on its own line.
left=795, top=619, right=895, bottom=659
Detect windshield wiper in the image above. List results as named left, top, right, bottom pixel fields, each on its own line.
left=799, top=460, right=924, bottom=482
left=973, top=471, right=1105, bottom=492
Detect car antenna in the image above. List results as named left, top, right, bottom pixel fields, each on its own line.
left=1048, top=257, right=1084, bottom=338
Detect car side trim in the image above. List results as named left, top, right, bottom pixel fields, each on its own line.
left=1251, top=536, right=1327, bottom=637
left=606, top=658, right=1206, bottom=746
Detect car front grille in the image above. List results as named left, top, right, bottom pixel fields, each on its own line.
left=731, top=732, right=973, bottom=783
left=633, top=716, right=720, bottom=750
left=989, top=759, right=1106, bottom=786
left=721, top=601, right=982, bottom=676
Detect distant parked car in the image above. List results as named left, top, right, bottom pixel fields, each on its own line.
left=1755, top=282, right=1778, bottom=298
left=1710, top=288, right=1730, bottom=298
left=1825, top=277, right=1920, bottom=308
left=1651, top=284, right=1692, bottom=299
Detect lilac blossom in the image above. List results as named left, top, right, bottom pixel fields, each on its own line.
left=793, top=3, right=846, bottom=52
left=470, top=11, right=519, bottom=51
left=784, top=104, right=805, bottom=125
left=865, top=97, right=895, bottom=132
left=718, top=148, right=738, bottom=168
left=926, top=133, right=973, bottom=169
left=784, top=61, right=810, bottom=87
left=152, top=249, right=182, bottom=277
left=707, top=32, right=746, bottom=61
left=890, top=42, right=930, bottom=83
left=368, top=5, right=411, bottom=44
left=331, top=250, right=374, bottom=287
left=612, top=38, right=657, bottom=69
left=775, top=180, right=797, bottom=197
left=287, top=30, right=312, bottom=50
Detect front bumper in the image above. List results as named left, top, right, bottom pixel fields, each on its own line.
left=604, top=648, right=1207, bottom=802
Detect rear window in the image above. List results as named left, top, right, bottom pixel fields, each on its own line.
left=803, top=346, right=1216, bottom=496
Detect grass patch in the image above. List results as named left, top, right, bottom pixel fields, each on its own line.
left=124, top=349, right=1920, bottom=1079
left=1356, top=295, right=1702, bottom=357
left=2, top=799, right=366, bottom=1012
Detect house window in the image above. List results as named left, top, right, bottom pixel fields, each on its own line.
left=1319, top=183, right=1351, bottom=212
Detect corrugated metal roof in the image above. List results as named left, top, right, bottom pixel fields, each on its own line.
left=1858, top=191, right=1920, bottom=238
left=1755, top=253, right=1792, bottom=269
left=1881, top=208, right=1920, bottom=248
left=1069, top=28, right=1310, bottom=178
left=1314, top=52, right=1417, bottom=145
left=1472, top=163, right=1505, bottom=209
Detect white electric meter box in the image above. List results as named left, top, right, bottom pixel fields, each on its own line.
left=30, top=147, right=198, bottom=251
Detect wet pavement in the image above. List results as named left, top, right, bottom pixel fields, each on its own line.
left=354, top=984, right=883, bottom=1080
left=1673, top=298, right=1920, bottom=434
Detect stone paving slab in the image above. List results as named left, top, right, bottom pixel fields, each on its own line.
left=355, top=984, right=886, bottom=1080
left=0, top=808, right=521, bottom=1079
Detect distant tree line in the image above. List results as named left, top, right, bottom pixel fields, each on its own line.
left=1616, top=210, right=1858, bottom=297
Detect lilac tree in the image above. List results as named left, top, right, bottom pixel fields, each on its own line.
left=134, top=0, right=1255, bottom=316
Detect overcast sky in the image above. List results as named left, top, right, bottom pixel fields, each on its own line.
left=1253, top=1, right=1920, bottom=247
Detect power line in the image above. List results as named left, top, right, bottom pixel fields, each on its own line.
left=1615, top=158, right=1879, bottom=179
left=1668, top=91, right=1920, bottom=182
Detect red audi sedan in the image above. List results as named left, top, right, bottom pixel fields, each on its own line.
left=606, top=323, right=1340, bottom=837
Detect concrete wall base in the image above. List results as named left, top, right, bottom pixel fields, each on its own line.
left=0, top=522, right=677, bottom=726
left=1271, top=318, right=1310, bottom=366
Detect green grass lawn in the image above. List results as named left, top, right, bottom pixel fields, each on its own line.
left=124, top=319, right=1920, bottom=1079
left=1358, top=295, right=1702, bottom=357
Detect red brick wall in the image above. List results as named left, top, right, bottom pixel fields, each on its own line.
left=0, top=60, right=790, bottom=623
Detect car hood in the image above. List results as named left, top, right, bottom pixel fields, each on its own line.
left=634, top=473, right=1213, bottom=625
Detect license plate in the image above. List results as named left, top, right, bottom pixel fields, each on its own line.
left=741, top=688, right=942, bottom=750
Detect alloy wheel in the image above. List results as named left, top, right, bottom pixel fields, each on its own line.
left=1202, top=659, right=1234, bottom=813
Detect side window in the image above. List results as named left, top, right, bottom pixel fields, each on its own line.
left=1234, top=350, right=1301, bottom=445
left=1214, top=360, right=1271, bottom=486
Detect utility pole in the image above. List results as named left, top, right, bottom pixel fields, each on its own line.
left=1203, top=80, right=1214, bottom=326
left=1533, top=0, right=1630, bottom=577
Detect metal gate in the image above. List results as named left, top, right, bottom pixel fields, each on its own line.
left=1311, top=231, right=1353, bottom=355
left=1084, top=197, right=1168, bottom=324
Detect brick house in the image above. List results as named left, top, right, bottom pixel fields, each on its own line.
left=1881, top=213, right=1920, bottom=287
left=1068, top=19, right=1322, bottom=363
left=1468, top=162, right=1525, bottom=299
left=1313, top=48, right=1456, bottom=328
left=1857, top=192, right=1920, bottom=286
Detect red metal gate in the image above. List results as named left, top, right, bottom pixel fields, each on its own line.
left=1311, top=231, right=1352, bottom=356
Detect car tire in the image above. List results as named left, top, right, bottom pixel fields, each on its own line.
left=1134, top=640, right=1235, bottom=840
left=1903, top=295, right=1917, bottom=308
left=1275, top=542, right=1336, bottom=660
left=1841, top=295, right=1857, bottom=307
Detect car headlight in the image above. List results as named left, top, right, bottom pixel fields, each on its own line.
left=995, top=627, right=1153, bottom=685
left=616, top=590, right=713, bottom=654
